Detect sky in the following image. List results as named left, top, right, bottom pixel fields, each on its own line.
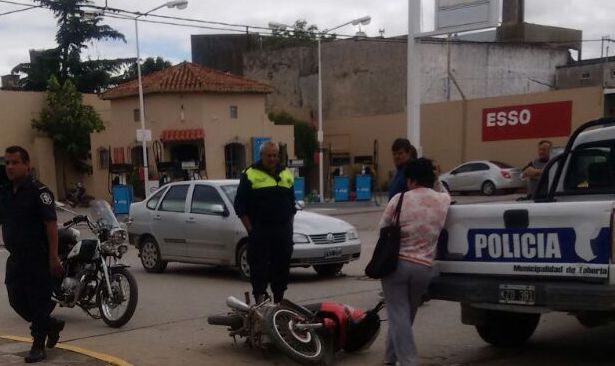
left=0, top=0, right=614, bottom=78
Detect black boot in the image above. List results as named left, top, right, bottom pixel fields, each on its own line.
left=46, top=318, right=65, bottom=348
left=24, top=339, right=46, bottom=363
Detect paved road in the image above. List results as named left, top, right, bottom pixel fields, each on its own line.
left=2, top=194, right=615, bottom=365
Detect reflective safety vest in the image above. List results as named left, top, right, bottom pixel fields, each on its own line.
left=245, top=167, right=294, bottom=190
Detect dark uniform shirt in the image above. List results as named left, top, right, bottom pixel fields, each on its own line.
left=234, top=161, right=296, bottom=226
left=0, top=177, right=57, bottom=261
left=388, top=167, right=407, bottom=200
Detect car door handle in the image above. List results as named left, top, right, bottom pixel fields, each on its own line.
left=186, top=217, right=196, bottom=223
left=153, top=215, right=161, bottom=220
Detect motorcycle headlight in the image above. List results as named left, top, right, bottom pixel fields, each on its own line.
left=110, top=228, right=128, bottom=245
left=293, top=233, right=310, bottom=244
left=346, top=228, right=359, bottom=241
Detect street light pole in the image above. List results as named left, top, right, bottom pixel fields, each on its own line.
left=134, top=0, right=188, bottom=196
left=316, top=17, right=370, bottom=202
left=317, top=36, right=324, bottom=203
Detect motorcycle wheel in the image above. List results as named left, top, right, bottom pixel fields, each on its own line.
left=98, top=267, right=138, bottom=328
left=264, top=306, right=324, bottom=364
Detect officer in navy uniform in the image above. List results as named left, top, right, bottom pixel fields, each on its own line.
left=1, top=146, right=65, bottom=363
left=234, top=141, right=296, bottom=304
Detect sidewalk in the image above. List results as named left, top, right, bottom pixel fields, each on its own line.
left=0, top=336, right=131, bottom=366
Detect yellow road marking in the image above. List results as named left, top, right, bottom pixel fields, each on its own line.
left=0, top=335, right=133, bottom=366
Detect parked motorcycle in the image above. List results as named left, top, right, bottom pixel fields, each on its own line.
left=55, top=200, right=138, bottom=328
left=65, top=182, right=94, bottom=208
left=208, top=294, right=383, bottom=364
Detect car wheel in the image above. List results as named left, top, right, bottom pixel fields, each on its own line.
left=481, top=181, right=496, bottom=196
left=237, top=241, right=250, bottom=281
left=313, top=263, right=343, bottom=276
left=476, top=311, right=540, bottom=347
left=139, top=237, right=167, bottom=273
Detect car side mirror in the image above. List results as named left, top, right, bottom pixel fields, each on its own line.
left=210, top=204, right=229, bottom=217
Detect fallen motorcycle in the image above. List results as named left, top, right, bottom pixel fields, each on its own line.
left=208, top=294, right=383, bottom=364
left=55, top=200, right=138, bottom=327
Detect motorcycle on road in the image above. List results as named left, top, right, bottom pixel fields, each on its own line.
left=208, top=294, right=383, bottom=364
left=55, top=200, right=138, bottom=328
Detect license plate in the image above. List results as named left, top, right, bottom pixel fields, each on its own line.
left=499, top=284, right=536, bottom=305
left=325, top=247, right=342, bottom=258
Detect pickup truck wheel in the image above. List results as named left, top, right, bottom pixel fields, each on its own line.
left=476, top=311, right=540, bottom=347
left=481, top=181, right=496, bottom=196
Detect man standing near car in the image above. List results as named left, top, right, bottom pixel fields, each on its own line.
left=1, top=146, right=64, bottom=363
left=388, top=138, right=418, bottom=200
left=234, top=141, right=296, bottom=304
left=522, top=140, right=552, bottom=198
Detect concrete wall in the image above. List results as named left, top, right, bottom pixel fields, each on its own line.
left=91, top=92, right=294, bottom=200
left=0, top=91, right=110, bottom=199
left=325, top=86, right=603, bottom=188
left=244, top=39, right=570, bottom=122
left=557, top=60, right=615, bottom=89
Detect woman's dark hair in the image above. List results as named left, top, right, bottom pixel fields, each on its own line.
left=404, top=158, right=436, bottom=188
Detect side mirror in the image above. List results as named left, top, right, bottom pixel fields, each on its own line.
left=211, top=204, right=229, bottom=217
left=295, top=200, right=305, bottom=210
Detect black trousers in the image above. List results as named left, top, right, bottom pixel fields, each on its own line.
left=248, top=222, right=294, bottom=301
left=5, top=255, right=56, bottom=341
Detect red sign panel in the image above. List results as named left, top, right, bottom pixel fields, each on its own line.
left=482, top=101, right=572, bottom=141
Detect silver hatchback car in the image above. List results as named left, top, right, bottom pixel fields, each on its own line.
left=127, top=180, right=361, bottom=278
left=439, top=160, right=524, bottom=195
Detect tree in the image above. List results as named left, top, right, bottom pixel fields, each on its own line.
left=112, top=57, right=173, bottom=84
left=32, top=76, right=105, bottom=177
left=12, top=0, right=130, bottom=93
left=268, top=19, right=336, bottom=49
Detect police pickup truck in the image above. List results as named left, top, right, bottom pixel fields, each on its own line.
left=429, top=118, right=615, bottom=346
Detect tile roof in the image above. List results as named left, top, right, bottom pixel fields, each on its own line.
left=101, top=62, right=273, bottom=100
left=160, top=128, right=205, bottom=142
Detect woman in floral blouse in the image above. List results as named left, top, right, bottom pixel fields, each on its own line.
left=379, top=158, right=451, bottom=366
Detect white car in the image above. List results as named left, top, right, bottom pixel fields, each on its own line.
left=439, top=160, right=524, bottom=195
left=127, top=180, right=361, bottom=278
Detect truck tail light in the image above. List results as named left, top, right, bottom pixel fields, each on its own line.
left=500, top=170, right=512, bottom=179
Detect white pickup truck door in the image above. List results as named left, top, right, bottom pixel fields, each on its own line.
left=439, top=201, right=613, bottom=280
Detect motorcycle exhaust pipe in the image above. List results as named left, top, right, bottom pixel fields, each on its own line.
left=226, top=296, right=250, bottom=312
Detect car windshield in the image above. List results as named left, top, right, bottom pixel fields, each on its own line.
left=490, top=161, right=514, bottom=169
left=221, top=184, right=238, bottom=203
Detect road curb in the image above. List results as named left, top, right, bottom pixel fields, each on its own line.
left=0, top=335, right=133, bottom=366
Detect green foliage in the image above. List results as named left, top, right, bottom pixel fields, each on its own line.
left=112, top=57, right=173, bottom=85
left=32, top=76, right=105, bottom=173
left=11, top=0, right=129, bottom=93
left=268, top=19, right=336, bottom=49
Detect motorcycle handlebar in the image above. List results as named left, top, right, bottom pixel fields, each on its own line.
left=63, top=215, right=88, bottom=227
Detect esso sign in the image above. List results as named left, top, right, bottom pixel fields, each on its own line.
left=482, top=101, right=572, bottom=141
left=485, top=109, right=532, bottom=127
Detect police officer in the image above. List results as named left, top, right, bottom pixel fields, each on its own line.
left=234, top=141, right=296, bottom=304
left=1, top=146, right=65, bottom=363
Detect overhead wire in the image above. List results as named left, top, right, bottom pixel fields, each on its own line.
left=0, top=0, right=611, bottom=49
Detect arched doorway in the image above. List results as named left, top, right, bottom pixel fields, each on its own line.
left=225, top=143, right=246, bottom=179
